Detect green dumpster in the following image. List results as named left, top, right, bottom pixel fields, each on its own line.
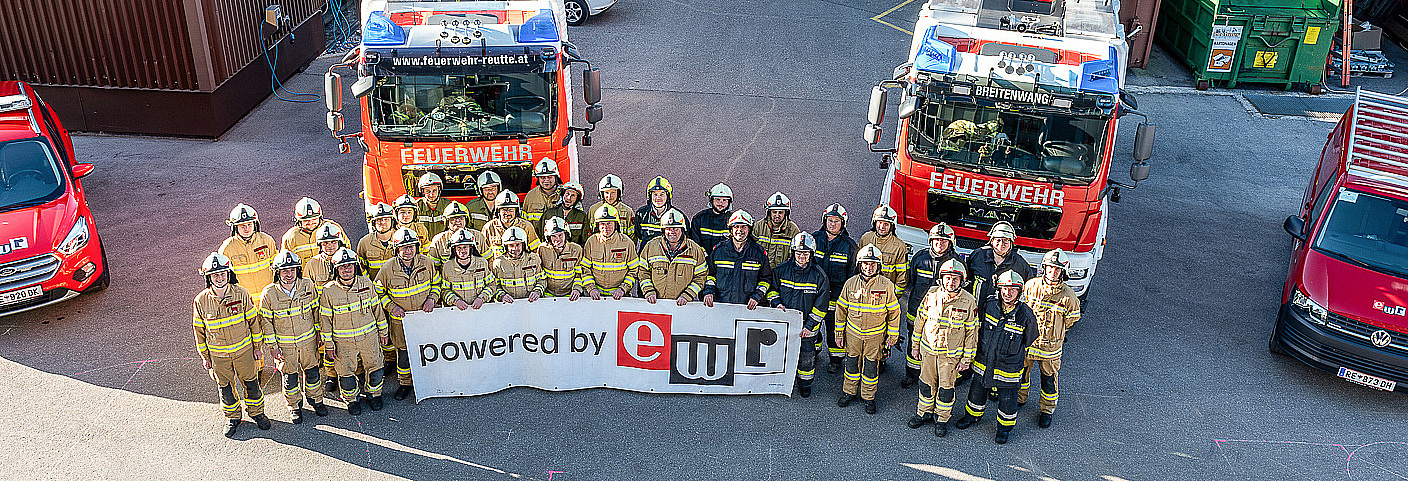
left=1158, top=0, right=1340, bottom=92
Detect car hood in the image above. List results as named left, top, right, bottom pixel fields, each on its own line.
left=0, top=200, right=73, bottom=263
left=1303, top=250, right=1408, bottom=332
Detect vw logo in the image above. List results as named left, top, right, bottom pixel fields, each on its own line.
left=0, top=268, right=15, bottom=277
left=1370, top=330, right=1393, bottom=348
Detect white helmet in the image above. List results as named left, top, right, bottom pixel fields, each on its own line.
left=791, top=232, right=817, bottom=252
left=1043, top=249, right=1070, bottom=278
left=393, top=194, right=417, bottom=213
left=390, top=227, right=421, bottom=249
left=270, top=249, right=302, bottom=273
left=294, top=197, right=322, bottom=221
left=502, top=226, right=528, bottom=245
left=598, top=174, right=623, bottom=193
left=939, top=258, right=966, bottom=281
left=928, top=223, right=956, bottom=243
left=447, top=228, right=479, bottom=249
left=708, top=183, right=733, bottom=199
left=765, top=192, right=790, bottom=211
left=476, top=171, right=502, bottom=189
left=660, top=209, right=688, bottom=230
left=996, top=270, right=1025, bottom=288
left=823, top=203, right=848, bottom=224
left=728, top=209, right=754, bottom=227
left=856, top=244, right=883, bottom=264
left=417, top=172, right=443, bottom=189
left=199, top=252, right=234, bottom=277
left=544, top=216, right=570, bottom=238
left=315, top=223, right=345, bottom=246
left=495, top=190, right=520, bottom=211
left=989, top=221, right=1017, bottom=240
left=533, top=158, right=559, bottom=177
left=872, top=205, right=898, bottom=226
left=227, top=203, right=258, bottom=226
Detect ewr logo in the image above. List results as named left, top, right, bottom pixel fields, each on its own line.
left=617, top=312, right=671, bottom=370
left=670, top=335, right=734, bottom=385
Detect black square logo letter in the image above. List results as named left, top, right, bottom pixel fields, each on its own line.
left=669, top=335, right=735, bottom=386
left=734, top=320, right=789, bottom=375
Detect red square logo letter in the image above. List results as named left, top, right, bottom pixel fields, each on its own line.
left=618, top=312, right=671, bottom=370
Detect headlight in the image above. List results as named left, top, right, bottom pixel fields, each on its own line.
left=1066, top=267, right=1089, bottom=280
left=57, top=216, right=89, bottom=255
left=1291, top=288, right=1327, bottom=325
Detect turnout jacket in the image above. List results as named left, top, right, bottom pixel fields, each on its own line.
left=193, top=284, right=262, bottom=362
left=537, top=241, right=584, bottom=296
left=1022, top=277, right=1081, bottom=360
left=973, top=296, right=1038, bottom=386
left=538, top=204, right=589, bottom=246
left=374, top=254, right=442, bottom=317
left=834, top=273, right=901, bottom=342
left=586, top=200, right=635, bottom=239
left=521, top=185, right=562, bottom=223
left=356, top=232, right=396, bottom=281
left=638, top=236, right=709, bottom=301
left=913, top=287, right=979, bottom=362
left=491, top=252, right=546, bottom=299
left=258, top=278, right=320, bottom=350
left=907, top=246, right=962, bottom=320
left=768, top=259, right=830, bottom=334
left=634, top=202, right=687, bottom=248
left=415, top=197, right=447, bottom=239
left=753, top=217, right=801, bottom=268
left=464, top=196, right=495, bottom=231
left=581, top=232, right=641, bottom=292
left=318, top=276, right=388, bottom=347
left=426, top=228, right=487, bottom=266
left=966, top=245, right=1035, bottom=302
left=813, top=228, right=858, bottom=308
left=219, top=232, right=278, bottom=298
left=703, top=239, right=773, bottom=305
left=440, top=256, right=496, bottom=305
left=482, top=217, right=542, bottom=255
left=689, top=207, right=731, bottom=256
left=281, top=219, right=349, bottom=268
left=858, top=231, right=910, bottom=292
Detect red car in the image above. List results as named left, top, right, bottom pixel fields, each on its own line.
left=1273, top=88, right=1408, bottom=393
left=0, top=81, right=108, bottom=316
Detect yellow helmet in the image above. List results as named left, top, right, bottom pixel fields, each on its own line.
left=647, top=176, right=672, bottom=196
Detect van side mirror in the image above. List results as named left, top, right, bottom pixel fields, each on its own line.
left=583, top=68, right=602, bottom=106
left=72, top=163, right=95, bottom=178
left=1284, top=215, right=1307, bottom=241
left=324, top=72, right=343, bottom=112
left=1130, top=160, right=1150, bottom=182
left=1120, top=92, right=1138, bottom=110
left=1133, top=122, right=1154, bottom=162
left=868, top=86, right=887, bottom=125
left=897, top=94, right=918, bottom=120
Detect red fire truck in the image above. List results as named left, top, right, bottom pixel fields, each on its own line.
left=864, top=0, right=1155, bottom=299
left=325, top=0, right=602, bottom=206
left=1273, top=88, right=1408, bottom=393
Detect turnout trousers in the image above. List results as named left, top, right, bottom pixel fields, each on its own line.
left=210, top=350, right=265, bottom=420
left=842, top=331, right=884, bottom=400
left=1017, top=356, right=1061, bottom=414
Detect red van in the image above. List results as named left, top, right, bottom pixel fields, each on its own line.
left=0, top=81, right=108, bottom=316
left=1273, top=88, right=1408, bottom=393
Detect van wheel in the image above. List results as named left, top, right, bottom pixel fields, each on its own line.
left=564, top=0, right=588, bottom=26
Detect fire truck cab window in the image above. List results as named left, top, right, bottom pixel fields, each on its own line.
left=371, top=72, right=555, bottom=139
left=909, top=100, right=1107, bottom=182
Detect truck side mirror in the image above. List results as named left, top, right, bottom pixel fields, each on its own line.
left=350, top=76, right=375, bottom=98
left=1133, top=122, right=1154, bottom=161
left=897, top=94, right=918, bottom=120
left=327, top=111, right=344, bottom=133
left=585, top=104, right=603, bottom=124
left=1283, top=215, right=1307, bottom=240
left=1130, top=160, right=1150, bottom=182
left=1120, top=92, right=1138, bottom=110
left=325, top=72, right=343, bottom=112
left=868, top=86, right=887, bottom=125
left=864, top=124, right=882, bottom=145
left=583, top=68, right=602, bottom=106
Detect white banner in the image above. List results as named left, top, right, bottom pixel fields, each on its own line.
left=402, top=298, right=804, bottom=401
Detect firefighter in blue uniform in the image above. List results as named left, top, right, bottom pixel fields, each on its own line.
left=768, top=232, right=830, bottom=397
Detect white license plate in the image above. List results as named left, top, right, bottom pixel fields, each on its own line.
left=0, top=285, right=42, bottom=306
left=1338, top=367, right=1398, bottom=392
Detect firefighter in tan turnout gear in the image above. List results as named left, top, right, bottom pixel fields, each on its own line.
left=306, top=222, right=347, bottom=393
left=375, top=227, right=441, bottom=401
left=282, top=197, right=349, bottom=269
left=427, top=201, right=486, bottom=266
left=522, top=158, right=562, bottom=224
left=580, top=204, right=642, bottom=300
left=193, top=252, right=271, bottom=437
left=858, top=205, right=910, bottom=375
left=320, top=247, right=390, bottom=415
left=639, top=209, right=707, bottom=305
left=907, top=259, right=978, bottom=437
left=491, top=226, right=546, bottom=302
left=835, top=245, right=901, bottom=414
left=465, top=171, right=502, bottom=231
left=1018, top=249, right=1081, bottom=428
left=414, top=173, right=447, bottom=239
left=440, top=228, right=496, bottom=310
left=219, top=204, right=278, bottom=303
left=259, top=250, right=329, bottom=424
left=538, top=217, right=583, bottom=297
left=588, top=174, right=634, bottom=239
left=357, top=202, right=398, bottom=281
left=754, top=192, right=801, bottom=268
left=482, top=190, right=542, bottom=256
left=393, top=194, right=430, bottom=248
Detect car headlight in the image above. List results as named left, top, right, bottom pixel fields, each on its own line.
left=1291, top=288, right=1327, bottom=325
left=1066, top=267, right=1089, bottom=280
left=57, top=216, right=90, bottom=256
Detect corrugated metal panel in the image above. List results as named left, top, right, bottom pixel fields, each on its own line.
left=1118, top=0, right=1163, bottom=68
left=0, top=0, right=322, bottom=91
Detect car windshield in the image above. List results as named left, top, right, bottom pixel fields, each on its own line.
left=1314, top=188, right=1408, bottom=278
left=908, top=99, right=1108, bottom=183
left=0, top=139, right=65, bottom=213
left=370, top=72, right=556, bottom=140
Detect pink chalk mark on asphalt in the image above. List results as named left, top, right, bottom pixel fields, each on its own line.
left=72, top=357, right=196, bottom=376
left=548, top=470, right=564, bottom=480
left=1214, top=438, right=1408, bottom=480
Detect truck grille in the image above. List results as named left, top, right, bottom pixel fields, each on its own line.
left=927, top=191, right=1061, bottom=240
left=402, top=163, right=533, bottom=199
left=0, top=254, right=60, bottom=292
left=1323, top=312, right=1408, bottom=354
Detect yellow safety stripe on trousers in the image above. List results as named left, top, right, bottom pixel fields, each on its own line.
left=259, top=300, right=317, bottom=320
left=836, top=297, right=898, bottom=313
left=206, top=335, right=253, bottom=354
left=269, top=326, right=316, bottom=344
left=1027, top=345, right=1062, bottom=358
left=231, top=257, right=272, bottom=274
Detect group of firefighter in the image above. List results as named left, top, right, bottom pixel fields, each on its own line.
left=193, top=158, right=1080, bottom=443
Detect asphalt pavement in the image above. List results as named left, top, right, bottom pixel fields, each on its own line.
left=2, top=0, right=1407, bottom=479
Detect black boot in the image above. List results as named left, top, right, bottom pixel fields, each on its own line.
left=223, top=419, right=240, bottom=437
left=252, top=414, right=272, bottom=430
left=1038, top=413, right=1052, bottom=428
left=864, top=399, right=877, bottom=415
left=370, top=395, right=384, bottom=411
left=934, top=421, right=948, bottom=437
left=900, top=374, right=917, bottom=388
left=290, top=405, right=304, bottom=425
left=995, top=429, right=1011, bottom=444
left=954, top=413, right=980, bottom=430
left=311, top=401, right=329, bottom=417
left=827, top=358, right=841, bottom=374
left=347, top=400, right=363, bottom=415
left=798, top=385, right=811, bottom=398
left=393, top=385, right=413, bottom=401
left=907, top=413, right=933, bottom=428
left=837, top=393, right=856, bottom=407
left=324, top=379, right=338, bottom=398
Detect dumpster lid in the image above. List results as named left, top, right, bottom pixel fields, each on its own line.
left=1347, top=88, right=1408, bottom=189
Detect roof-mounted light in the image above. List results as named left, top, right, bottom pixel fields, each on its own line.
left=516, top=9, right=559, bottom=43
left=1077, top=46, right=1119, bottom=95
left=0, top=94, right=31, bottom=114
left=364, top=11, right=407, bottom=46
left=914, top=26, right=960, bottom=74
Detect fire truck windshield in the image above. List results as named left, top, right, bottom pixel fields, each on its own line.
left=908, top=100, right=1107, bottom=183
left=370, top=72, right=556, bottom=140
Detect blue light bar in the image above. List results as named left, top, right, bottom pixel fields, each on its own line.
left=517, top=9, right=559, bottom=43
left=1077, top=46, right=1119, bottom=95
left=914, top=26, right=959, bottom=74
left=364, top=11, right=407, bottom=46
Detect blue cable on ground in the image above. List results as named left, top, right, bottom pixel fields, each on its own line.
left=260, top=28, right=320, bottom=103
